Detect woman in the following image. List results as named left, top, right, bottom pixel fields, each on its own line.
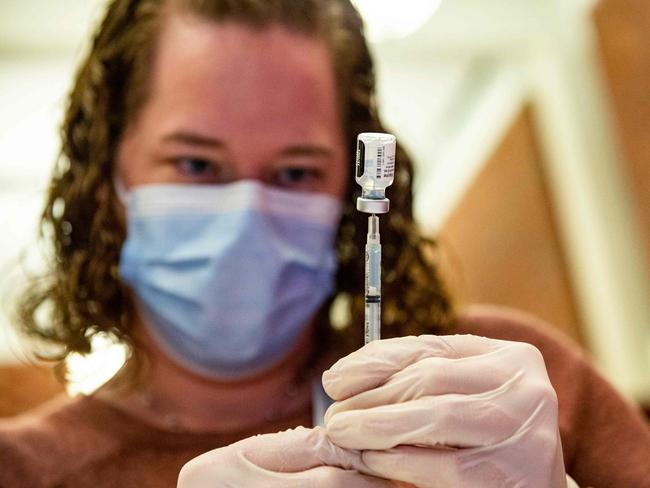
left=1, top=0, right=649, bottom=487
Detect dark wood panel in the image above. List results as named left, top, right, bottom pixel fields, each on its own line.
left=438, top=107, right=584, bottom=342
left=594, top=0, right=650, bottom=275
left=0, top=365, right=64, bottom=417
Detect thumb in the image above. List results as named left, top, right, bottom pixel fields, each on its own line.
left=240, top=426, right=368, bottom=473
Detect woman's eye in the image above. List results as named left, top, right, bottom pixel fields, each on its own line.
left=275, top=167, right=323, bottom=188
left=176, top=158, right=218, bottom=180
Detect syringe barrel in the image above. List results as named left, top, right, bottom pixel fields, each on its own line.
left=365, top=302, right=381, bottom=343
left=365, top=240, right=381, bottom=344
left=355, top=133, right=396, bottom=200
left=364, top=214, right=381, bottom=344
left=366, top=241, right=381, bottom=297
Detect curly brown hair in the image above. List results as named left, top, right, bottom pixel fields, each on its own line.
left=14, top=0, right=455, bottom=380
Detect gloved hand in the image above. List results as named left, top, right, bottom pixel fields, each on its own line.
left=323, top=334, right=568, bottom=488
left=177, top=425, right=398, bottom=487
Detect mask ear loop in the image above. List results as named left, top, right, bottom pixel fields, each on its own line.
left=112, top=173, right=130, bottom=206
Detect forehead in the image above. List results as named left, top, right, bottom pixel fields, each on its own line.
left=142, top=12, right=342, bottom=143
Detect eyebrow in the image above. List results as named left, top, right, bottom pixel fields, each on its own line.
left=279, top=145, right=334, bottom=159
left=161, top=131, right=225, bottom=148
left=161, top=132, right=334, bottom=159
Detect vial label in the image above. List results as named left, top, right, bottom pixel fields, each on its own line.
left=376, top=146, right=384, bottom=179
left=356, top=140, right=366, bottom=178
left=382, top=143, right=395, bottom=180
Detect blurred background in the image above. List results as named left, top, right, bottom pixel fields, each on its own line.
left=0, top=0, right=649, bottom=416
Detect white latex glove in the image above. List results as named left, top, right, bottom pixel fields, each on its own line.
left=322, top=335, right=568, bottom=488
left=177, top=426, right=398, bottom=487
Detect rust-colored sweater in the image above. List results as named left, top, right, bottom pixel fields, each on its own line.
left=1, top=306, right=649, bottom=487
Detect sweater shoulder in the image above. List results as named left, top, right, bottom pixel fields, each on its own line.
left=454, top=304, right=586, bottom=363
left=0, top=395, right=122, bottom=487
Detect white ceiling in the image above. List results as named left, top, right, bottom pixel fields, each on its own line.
left=0, top=0, right=599, bottom=55
left=0, top=0, right=107, bottom=54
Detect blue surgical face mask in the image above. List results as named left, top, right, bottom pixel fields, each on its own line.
left=118, top=180, right=342, bottom=380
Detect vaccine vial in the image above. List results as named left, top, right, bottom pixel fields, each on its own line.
left=355, top=132, right=396, bottom=214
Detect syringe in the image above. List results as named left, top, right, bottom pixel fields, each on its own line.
left=365, top=214, right=381, bottom=343
left=355, top=133, right=396, bottom=345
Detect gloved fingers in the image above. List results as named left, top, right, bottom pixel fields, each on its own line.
left=180, top=452, right=398, bottom=488
left=360, top=443, right=566, bottom=488
left=323, top=335, right=505, bottom=401
left=324, top=352, right=512, bottom=423
left=360, top=445, right=463, bottom=488
left=240, top=426, right=369, bottom=473
left=323, top=336, right=457, bottom=401
left=178, top=426, right=373, bottom=487
left=237, top=455, right=400, bottom=488
left=301, top=466, right=400, bottom=487
left=326, top=387, right=527, bottom=450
